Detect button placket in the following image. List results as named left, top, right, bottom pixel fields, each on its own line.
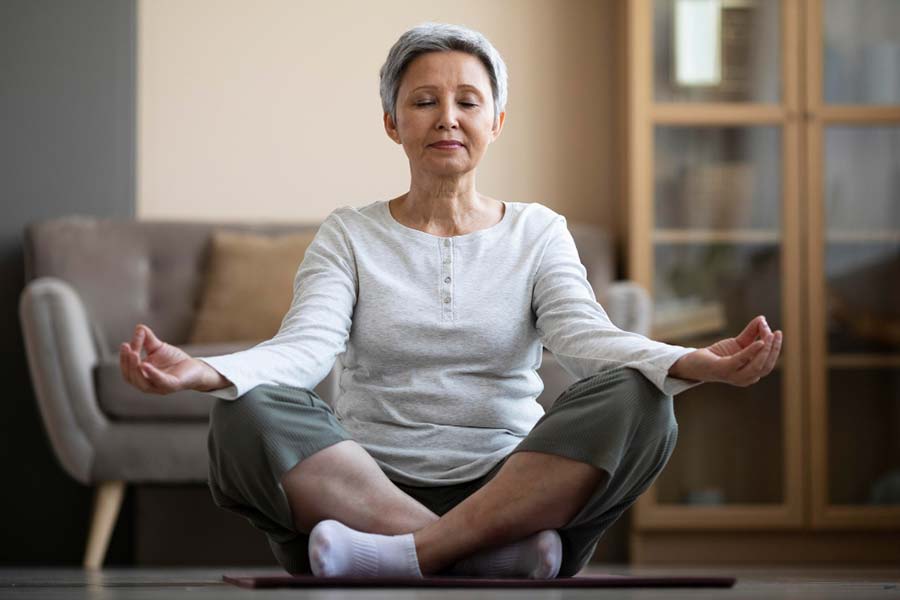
left=441, top=238, right=453, bottom=318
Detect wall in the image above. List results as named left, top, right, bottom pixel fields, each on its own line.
left=0, top=0, right=137, bottom=564
left=137, top=0, right=620, bottom=230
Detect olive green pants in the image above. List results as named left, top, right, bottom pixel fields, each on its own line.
left=206, top=366, right=678, bottom=577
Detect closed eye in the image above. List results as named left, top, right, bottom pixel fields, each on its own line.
left=414, top=101, right=478, bottom=108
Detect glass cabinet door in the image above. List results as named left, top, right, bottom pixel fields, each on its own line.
left=631, top=0, right=803, bottom=528
left=822, top=128, right=900, bottom=509
left=810, top=0, right=900, bottom=527
left=651, top=125, right=787, bottom=508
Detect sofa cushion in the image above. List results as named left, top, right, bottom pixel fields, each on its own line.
left=94, top=342, right=254, bottom=421
left=188, top=230, right=317, bottom=344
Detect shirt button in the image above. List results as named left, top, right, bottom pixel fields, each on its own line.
left=443, top=297, right=451, bottom=303
left=444, top=276, right=451, bottom=283
left=443, top=239, right=450, bottom=247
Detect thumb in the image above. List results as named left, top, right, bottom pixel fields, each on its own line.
left=142, top=326, right=165, bottom=353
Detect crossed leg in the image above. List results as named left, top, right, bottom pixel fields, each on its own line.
left=412, top=450, right=607, bottom=574
left=225, top=368, right=671, bottom=577
left=281, top=439, right=607, bottom=576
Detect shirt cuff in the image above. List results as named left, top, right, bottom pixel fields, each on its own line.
left=195, top=356, right=248, bottom=400
left=656, top=346, right=704, bottom=396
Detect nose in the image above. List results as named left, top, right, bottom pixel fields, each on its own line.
left=436, top=102, right=459, bottom=130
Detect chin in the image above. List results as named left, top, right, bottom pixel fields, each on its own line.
left=421, top=160, right=476, bottom=178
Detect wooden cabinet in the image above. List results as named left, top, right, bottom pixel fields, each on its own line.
left=623, top=0, right=900, bottom=563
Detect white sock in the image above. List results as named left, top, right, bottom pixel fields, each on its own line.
left=448, top=529, right=562, bottom=579
left=307, top=519, right=423, bottom=578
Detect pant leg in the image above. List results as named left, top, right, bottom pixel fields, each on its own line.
left=207, top=383, right=352, bottom=574
left=505, top=366, right=679, bottom=577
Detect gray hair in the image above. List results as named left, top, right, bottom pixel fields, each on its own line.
left=379, top=23, right=508, bottom=126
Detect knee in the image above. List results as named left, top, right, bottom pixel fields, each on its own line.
left=612, top=368, right=677, bottom=441
left=208, top=385, right=286, bottom=469
left=210, top=386, right=270, bottom=441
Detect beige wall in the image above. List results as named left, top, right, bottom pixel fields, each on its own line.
left=138, top=0, right=618, bottom=231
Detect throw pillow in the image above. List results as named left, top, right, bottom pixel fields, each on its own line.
left=188, top=229, right=316, bottom=344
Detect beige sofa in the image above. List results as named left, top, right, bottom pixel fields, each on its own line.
left=18, top=215, right=651, bottom=568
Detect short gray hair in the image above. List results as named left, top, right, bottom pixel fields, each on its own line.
left=379, top=23, right=508, bottom=125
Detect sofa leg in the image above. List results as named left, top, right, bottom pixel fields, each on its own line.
left=83, top=481, right=126, bottom=569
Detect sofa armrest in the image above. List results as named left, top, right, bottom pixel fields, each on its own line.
left=19, top=277, right=108, bottom=484
left=601, top=280, right=653, bottom=337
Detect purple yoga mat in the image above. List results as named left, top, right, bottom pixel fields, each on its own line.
left=223, top=573, right=737, bottom=588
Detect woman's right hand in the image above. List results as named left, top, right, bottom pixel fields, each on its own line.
left=119, top=324, right=227, bottom=395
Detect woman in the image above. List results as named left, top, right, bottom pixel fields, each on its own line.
left=120, top=23, right=782, bottom=579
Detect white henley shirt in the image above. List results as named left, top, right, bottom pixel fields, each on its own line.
left=198, top=199, right=701, bottom=486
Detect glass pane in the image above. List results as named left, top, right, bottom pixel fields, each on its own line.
left=824, top=125, right=900, bottom=508
left=824, top=126, right=900, bottom=354
left=653, top=243, right=782, bottom=347
left=825, top=127, right=900, bottom=233
left=824, top=0, right=900, bottom=105
left=653, top=0, right=781, bottom=103
left=828, top=369, right=900, bottom=505
left=655, top=126, right=781, bottom=229
left=656, top=371, right=784, bottom=504
left=826, top=243, right=900, bottom=354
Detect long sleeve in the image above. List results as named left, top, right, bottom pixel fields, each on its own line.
left=197, top=212, right=358, bottom=400
left=532, top=216, right=702, bottom=397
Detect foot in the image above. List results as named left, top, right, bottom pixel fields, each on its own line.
left=449, top=529, right=562, bottom=579
left=308, top=519, right=423, bottom=578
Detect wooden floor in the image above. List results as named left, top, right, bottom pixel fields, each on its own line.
left=1, top=564, right=898, bottom=599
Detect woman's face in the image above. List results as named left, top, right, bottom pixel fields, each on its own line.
left=385, top=50, right=505, bottom=179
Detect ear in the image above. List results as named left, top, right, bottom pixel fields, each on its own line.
left=384, top=112, right=402, bottom=145
left=490, top=111, right=506, bottom=142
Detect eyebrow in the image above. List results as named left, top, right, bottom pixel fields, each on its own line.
left=409, top=85, right=484, bottom=94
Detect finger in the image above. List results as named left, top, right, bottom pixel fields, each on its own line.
left=138, top=365, right=161, bottom=394
left=142, top=326, right=164, bottom=354
left=130, top=324, right=145, bottom=355
left=119, top=343, right=134, bottom=386
left=126, top=346, right=149, bottom=391
left=762, top=330, right=782, bottom=374
left=136, top=357, right=163, bottom=394
left=736, top=316, right=767, bottom=347
left=128, top=346, right=157, bottom=393
left=142, top=362, right=174, bottom=393
left=741, top=331, right=774, bottom=375
left=728, top=338, right=765, bottom=370
left=122, top=345, right=141, bottom=389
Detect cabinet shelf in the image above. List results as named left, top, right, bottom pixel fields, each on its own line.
left=827, top=354, right=900, bottom=369
left=652, top=229, right=900, bottom=244
left=653, top=229, right=781, bottom=243
left=825, top=230, right=900, bottom=243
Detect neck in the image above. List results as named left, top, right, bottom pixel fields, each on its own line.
left=399, top=170, right=485, bottom=235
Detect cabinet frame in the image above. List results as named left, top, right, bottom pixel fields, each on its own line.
left=626, top=0, right=806, bottom=531
left=804, top=0, right=900, bottom=531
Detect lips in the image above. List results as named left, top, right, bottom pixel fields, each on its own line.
left=429, top=140, right=464, bottom=148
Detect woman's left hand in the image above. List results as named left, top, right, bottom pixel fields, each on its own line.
left=669, top=315, right=783, bottom=387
